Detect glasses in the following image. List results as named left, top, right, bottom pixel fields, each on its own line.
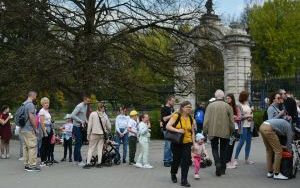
left=276, top=97, right=282, bottom=100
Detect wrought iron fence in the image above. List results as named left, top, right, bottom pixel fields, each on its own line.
left=251, top=75, right=300, bottom=109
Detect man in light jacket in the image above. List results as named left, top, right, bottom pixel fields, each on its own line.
left=71, top=95, right=91, bottom=166
left=203, top=89, right=234, bottom=177
left=83, top=102, right=111, bottom=169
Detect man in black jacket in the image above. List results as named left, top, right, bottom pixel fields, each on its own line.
left=279, top=89, right=298, bottom=124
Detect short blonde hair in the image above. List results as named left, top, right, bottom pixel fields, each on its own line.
left=40, top=97, right=50, bottom=105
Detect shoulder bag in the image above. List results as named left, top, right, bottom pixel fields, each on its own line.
left=164, top=113, right=184, bottom=144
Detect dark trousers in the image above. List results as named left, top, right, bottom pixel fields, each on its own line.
left=171, top=143, right=192, bottom=182
left=226, top=140, right=236, bottom=163
left=40, top=136, right=50, bottom=162
left=48, top=144, right=55, bottom=161
left=128, top=136, right=137, bottom=163
left=73, top=126, right=83, bottom=162
left=63, top=138, right=72, bottom=160
left=211, top=137, right=229, bottom=171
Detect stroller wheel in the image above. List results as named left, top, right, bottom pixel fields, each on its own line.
left=114, top=153, right=121, bottom=165
left=91, top=156, right=98, bottom=166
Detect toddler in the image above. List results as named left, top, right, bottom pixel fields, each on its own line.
left=192, top=133, right=209, bottom=179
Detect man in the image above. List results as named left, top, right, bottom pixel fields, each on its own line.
left=71, top=95, right=91, bottom=167
left=259, top=118, right=293, bottom=180
left=160, top=96, right=175, bottom=167
left=115, top=106, right=130, bottom=163
left=19, top=91, right=40, bottom=172
left=203, top=89, right=234, bottom=177
left=194, top=102, right=205, bottom=133
left=279, top=89, right=297, bottom=124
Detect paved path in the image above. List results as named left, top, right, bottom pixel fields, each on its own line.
left=0, top=138, right=299, bottom=188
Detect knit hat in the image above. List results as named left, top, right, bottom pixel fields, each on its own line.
left=196, top=133, right=205, bottom=142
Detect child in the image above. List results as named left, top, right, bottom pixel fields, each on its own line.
left=134, top=113, right=153, bottom=169
left=128, top=110, right=139, bottom=165
left=60, top=114, right=73, bottom=162
left=192, top=133, right=209, bottom=179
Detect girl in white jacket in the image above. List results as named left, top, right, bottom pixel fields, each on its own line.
left=134, top=113, right=153, bottom=169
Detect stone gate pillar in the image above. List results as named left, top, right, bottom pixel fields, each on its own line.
left=174, top=45, right=196, bottom=109
left=223, top=22, right=252, bottom=99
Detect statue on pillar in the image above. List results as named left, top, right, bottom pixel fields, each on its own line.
left=205, top=0, right=214, bottom=15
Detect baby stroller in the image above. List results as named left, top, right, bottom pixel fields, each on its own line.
left=278, top=133, right=300, bottom=179
left=90, top=133, right=121, bottom=166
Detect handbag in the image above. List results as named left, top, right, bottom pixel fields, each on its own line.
left=164, top=114, right=184, bottom=144
left=98, top=114, right=108, bottom=141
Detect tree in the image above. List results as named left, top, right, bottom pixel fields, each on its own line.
left=248, top=0, right=300, bottom=77
left=0, top=0, right=206, bottom=106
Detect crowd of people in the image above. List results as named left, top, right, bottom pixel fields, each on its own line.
left=0, top=89, right=299, bottom=187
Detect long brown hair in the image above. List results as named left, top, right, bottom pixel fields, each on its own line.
left=226, top=94, right=237, bottom=115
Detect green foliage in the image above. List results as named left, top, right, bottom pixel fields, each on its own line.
left=253, top=110, right=265, bottom=129
left=149, top=109, right=163, bottom=140
left=248, top=0, right=300, bottom=76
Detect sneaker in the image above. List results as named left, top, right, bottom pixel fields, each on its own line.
left=273, top=173, right=288, bottom=180
left=83, top=164, right=93, bottom=169
left=45, top=161, right=53, bottom=166
left=129, top=161, right=136, bottom=165
left=52, top=160, right=59, bottom=164
left=40, top=162, right=46, bottom=167
left=267, top=172, right=274, bottom=178
left=6, top=154, right=10, bottom=158
left=226, top=162, right=237, bottom=169
left=78, top=161, right=86, bottom=167
left=18, top=157, right=24, bottom=161
left=1, top=154, right=6, bottom=159
left=232, top=160, right=238, bottom=166
left=245, top=160, right=255, bottom=165
left=26, top=166, right=41, bottom=172
left=24, top=166, right=29, bottom=171
left=194, top=174, right=200, bottom=179
left=143, top=164, right=153, bottom=169
left=134, top=163, right=143, bottom=168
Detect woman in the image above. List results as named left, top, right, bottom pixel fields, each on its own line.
left=83, top=102, right=111, bottom=169
left=39, top=97, right=55, bottom=166
left=225, top=94, right=241, bottom=169
left=166, top=101, right=195, bottom=187
left=0, top=105, right=13, bottom=159
left=135, top=113, right=153, bottom=169
left=234, top=91, right=255, bottom=165
left=267, top=92, right=290, bottom=120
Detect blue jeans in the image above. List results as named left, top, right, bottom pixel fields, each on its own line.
left=115, top=128, right=128, bottom=161
left=163, top=131, right=172, bottom=163
left=234, top=127, right=252, bottom=160
left=73, top=126, right=82, bottom=162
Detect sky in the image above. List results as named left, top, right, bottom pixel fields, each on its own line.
left=214, top=0, right=265, bottom=19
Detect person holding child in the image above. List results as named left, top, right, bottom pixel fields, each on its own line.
left=191, top=133, right=209, bottom=179
left=134, top=113, right=153, bottom=169
left=61, top=114, right=73, bottom=162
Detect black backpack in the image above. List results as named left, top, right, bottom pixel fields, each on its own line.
left=14, top=102, right=30, bottom=128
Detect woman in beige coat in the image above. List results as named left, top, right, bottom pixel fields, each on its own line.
left=83, top=102, right=111, bottom=169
